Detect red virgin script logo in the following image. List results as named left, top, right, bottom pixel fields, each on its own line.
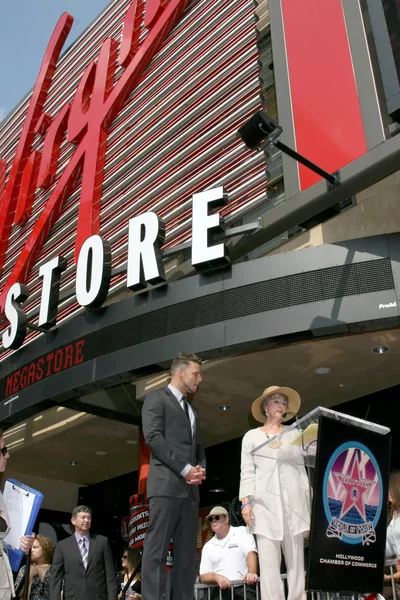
left=0, top=0, right=189, bottom=313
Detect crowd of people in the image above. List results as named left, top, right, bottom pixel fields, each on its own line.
left=0, top=423, right=143, bottom=600
left=6, top=502, right=142, bottom=600
left=0, top=351, right=399, bottom=600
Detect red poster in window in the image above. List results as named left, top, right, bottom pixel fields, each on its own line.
left=280, top=0, right=367, bottom=190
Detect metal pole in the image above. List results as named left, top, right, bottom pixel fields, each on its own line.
left=391, top=564, right=397, bottom=600
left=274, top=140, right=338, bottom=185
left=22, top=551, right=31, bottom=600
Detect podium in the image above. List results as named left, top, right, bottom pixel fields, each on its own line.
left=252, top=407, right=391, bottom=595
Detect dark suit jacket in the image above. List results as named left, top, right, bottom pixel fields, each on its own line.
left=142, top=386, right=206, bottom=501
left=49, top=533, right=117, bottom=600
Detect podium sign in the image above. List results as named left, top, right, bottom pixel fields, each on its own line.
left=307, top=415, right=390, bottom=593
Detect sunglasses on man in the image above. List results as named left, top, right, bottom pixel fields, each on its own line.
left=206, top=515, right=226, bottom=523
left=0, top=447, right=8, bottom=457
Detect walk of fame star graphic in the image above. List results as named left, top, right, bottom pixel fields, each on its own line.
left=334, top=455, right=376, bottom=521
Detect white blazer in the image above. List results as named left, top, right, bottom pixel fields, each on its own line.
left=0, top=491, right=15, bottom=600
left=239, top=427, right=311, bottom=541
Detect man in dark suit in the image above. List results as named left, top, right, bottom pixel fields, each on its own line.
left=141, top=351, right=206, bottom=600
left=50, top=505, right=117, bottom=600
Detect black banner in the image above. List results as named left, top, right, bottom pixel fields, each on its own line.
left=307, top=416, right=390, bottom=593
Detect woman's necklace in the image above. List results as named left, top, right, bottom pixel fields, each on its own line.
left=30, top=563, right=50, bottom=582
left=262, top=423, right=283, bottom=449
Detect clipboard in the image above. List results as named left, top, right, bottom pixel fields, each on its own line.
left=3, top=479, right=44, bottom=571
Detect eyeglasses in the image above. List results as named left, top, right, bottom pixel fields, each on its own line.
left=0, top=447, right=8, bottom=457
left=206, top=515, right=225, bottom=523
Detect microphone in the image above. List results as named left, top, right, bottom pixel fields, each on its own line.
left=282, top=410, right=297, bottom=420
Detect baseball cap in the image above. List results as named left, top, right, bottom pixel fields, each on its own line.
left=206, top=506, right=229, bottom=519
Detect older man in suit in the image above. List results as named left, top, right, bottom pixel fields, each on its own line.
left=141, top=351, right=206, bottom=600
left=50, top=505, right=117, bottom=600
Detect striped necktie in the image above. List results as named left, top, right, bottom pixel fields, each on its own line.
left=79, top=537, right=88, bottom=569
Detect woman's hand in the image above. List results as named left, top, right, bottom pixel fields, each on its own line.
left=241, top=503, right=253, bottom=528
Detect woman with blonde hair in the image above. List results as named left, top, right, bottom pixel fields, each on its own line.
left=384, top=470, right=400, bottom=595
left=386, top=470, right=400, bottom=556
left=14, top=535, right=54, bottom=600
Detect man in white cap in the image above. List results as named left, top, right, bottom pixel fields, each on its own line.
left=199, top=506, right=258, bottom=599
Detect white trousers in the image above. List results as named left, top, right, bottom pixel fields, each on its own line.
left=256, top=529, right=306, bottom=600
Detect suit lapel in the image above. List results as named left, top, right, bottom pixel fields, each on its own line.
left=165, top=388, right=192, bottom=435
left=87, top=534, right=97, bottom=568
left=166, top=389, right=183, bottom=413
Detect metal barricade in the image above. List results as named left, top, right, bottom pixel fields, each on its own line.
left=386, top=556, right=400, bottom=600
left=194, top=579, right=261, bottom=600
left=195, top=560, right=398, bottom=600
left=310, top=594, right=363, bottom=600
left=310, top=591, right=386, bottom=599
left=195, top=583, right=388, bottom=600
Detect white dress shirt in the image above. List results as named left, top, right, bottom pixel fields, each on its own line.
left=386, top=514, right=400, bottom=556
left=200, top=526, right=257, bottom=581
left=168, top=383, right=195, bottom=477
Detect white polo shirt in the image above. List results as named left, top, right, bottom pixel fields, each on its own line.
left=199, top=526, right=257, bottom=581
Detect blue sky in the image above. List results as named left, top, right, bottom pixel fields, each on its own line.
left=0, top=0, right=112, bottom=121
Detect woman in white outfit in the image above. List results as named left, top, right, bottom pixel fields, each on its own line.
left=0, top=430, right=34, bottom=600
left=239, top=386, right=310, bottom=600
left=384, top=470, right=400, bottom=594
left=386, top=470, right=400, bottom=557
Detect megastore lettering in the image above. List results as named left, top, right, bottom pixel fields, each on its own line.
left=0, top=0, right=230, bottom=351
left=4, top=339, right=85, bottom=397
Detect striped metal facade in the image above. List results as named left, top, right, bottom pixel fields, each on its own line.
left=0, top=0, right=267, bottom=356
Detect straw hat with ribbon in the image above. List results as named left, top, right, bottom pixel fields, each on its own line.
left=251, top=385, right=301, bottom=423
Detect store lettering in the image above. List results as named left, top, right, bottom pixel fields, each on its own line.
left=2, top=188, right=229, bottom=350
left=0, top=0, right=190, bottom=312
